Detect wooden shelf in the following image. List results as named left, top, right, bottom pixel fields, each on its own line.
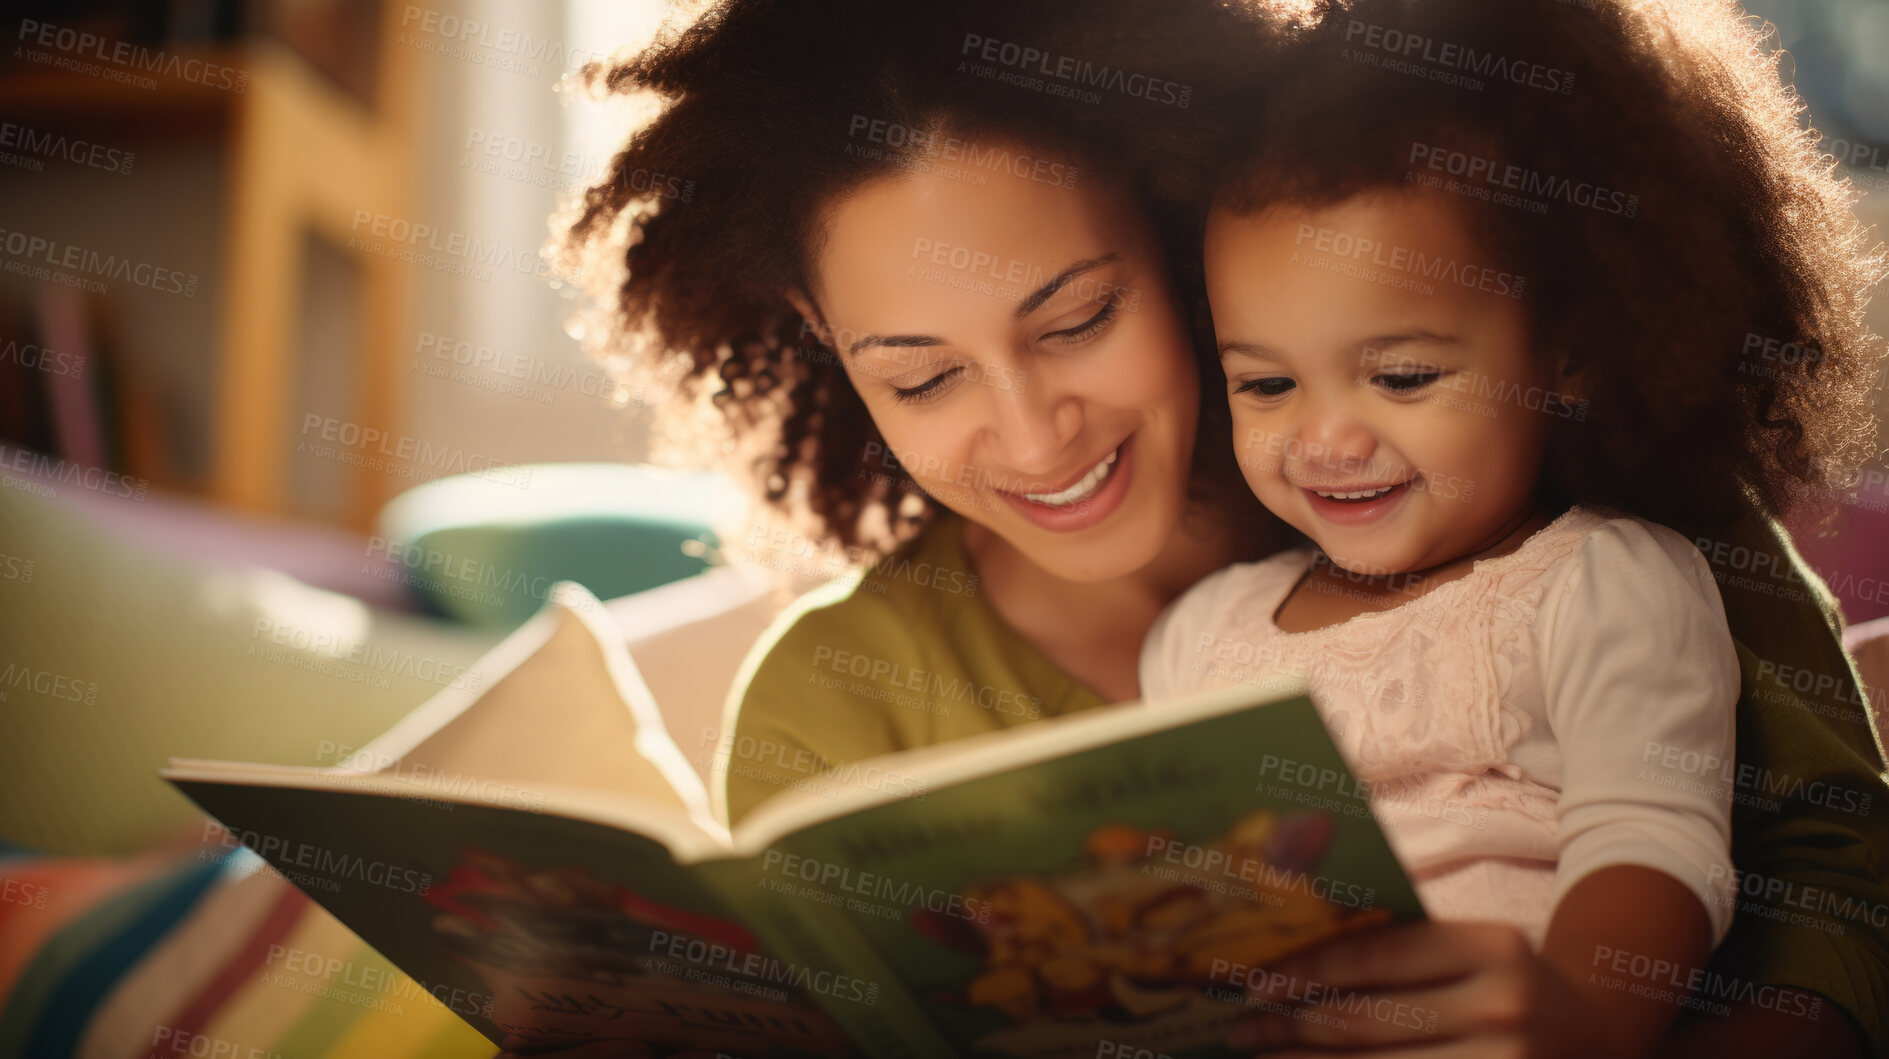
left=3, top=8, right=422, bottom=533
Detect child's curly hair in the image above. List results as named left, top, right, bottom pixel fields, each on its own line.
left=559, top=0, right=1269, bottom=554
left=1200, top=0, right=1885, bottom=534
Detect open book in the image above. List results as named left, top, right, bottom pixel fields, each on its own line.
left=164, top=583, right=1424, bottom=1058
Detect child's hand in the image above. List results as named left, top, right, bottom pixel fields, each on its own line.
left=1224, top=920, right=1595, bottom=1058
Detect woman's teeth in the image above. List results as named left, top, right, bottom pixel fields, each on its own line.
left=1313, top=484, right=1398, bottom=501
left=1024, top=448, right=1119, bottom=507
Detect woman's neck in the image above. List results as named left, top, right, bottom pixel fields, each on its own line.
left=962, top=491, right=1283, bottom=701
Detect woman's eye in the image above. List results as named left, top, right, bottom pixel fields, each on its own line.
left=1376, top=371, right=1441, bottom=393
left=1234, top=377, right=1296, bottom=397
left=1043, top=295, right=1120, bottom=344
left=891, top=367, right=962, bottom=404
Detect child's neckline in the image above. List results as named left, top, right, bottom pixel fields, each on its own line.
left=1265, top=505, right=1590, bottom=637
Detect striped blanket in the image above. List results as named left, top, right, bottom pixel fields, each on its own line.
left=0, top=843, right=496, bottom=1058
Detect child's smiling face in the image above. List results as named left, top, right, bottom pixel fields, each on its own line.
left=1204, top=188, right=1564, bottom=577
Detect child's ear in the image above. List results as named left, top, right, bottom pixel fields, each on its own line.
left=785, top=289, right=829, bottom=348
left=1550, top=350, right=1593, bottom=416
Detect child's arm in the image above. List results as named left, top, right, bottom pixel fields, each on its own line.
left=1224, top=519, right=1744, bottom=1057
left=1538, top=864, right=1713, bottom=1054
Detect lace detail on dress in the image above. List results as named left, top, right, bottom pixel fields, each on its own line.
left=1202, top=507, right=1606, bottom=794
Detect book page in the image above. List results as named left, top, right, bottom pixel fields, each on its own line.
left=730, top=677, right=1306, bottom=854
left=337, top=583, right=713, bottom=823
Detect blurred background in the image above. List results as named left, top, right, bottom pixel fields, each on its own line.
left=0, top=0, right=1884, bottom=855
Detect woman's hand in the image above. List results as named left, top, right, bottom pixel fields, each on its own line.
left=1226, top=921, right=1597, bottom=1058
left=1228, top=867, right=1718, bottom=1057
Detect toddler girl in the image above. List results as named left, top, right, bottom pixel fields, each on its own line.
left=1142, top=0, right=1882, bottom=1048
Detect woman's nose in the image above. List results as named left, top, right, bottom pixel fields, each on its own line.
left=981, top=375, right=1082, bottom=478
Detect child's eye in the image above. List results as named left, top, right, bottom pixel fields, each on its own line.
left=1234, top=377, right=1296, bottom=397
left=891, top=367, right=963, bottom=404
left=1375, top=371, right=1441, bottom=393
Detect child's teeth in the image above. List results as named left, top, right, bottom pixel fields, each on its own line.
left=1023, top=448, right=1118, bottom=506
left=1315, top=485, right=1394, bottom=500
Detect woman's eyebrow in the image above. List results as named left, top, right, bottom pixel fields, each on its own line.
left=1014, top=252, right=1120, bottom=318
left=846, top=252, right=1123, bottom=356
left=847, top=333, right=945, bottom=358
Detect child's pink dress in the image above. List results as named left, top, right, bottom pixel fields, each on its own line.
left=1139, top=506, right=1739, bottom=946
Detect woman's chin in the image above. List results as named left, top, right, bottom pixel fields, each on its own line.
left=1013, top=509, right=1172, bottom=584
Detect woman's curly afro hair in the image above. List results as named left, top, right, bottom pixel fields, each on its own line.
left=560, top=0, right=1274, bottom=554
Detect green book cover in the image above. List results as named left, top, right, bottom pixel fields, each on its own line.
left=165, top=584, right=1422, bottom=1058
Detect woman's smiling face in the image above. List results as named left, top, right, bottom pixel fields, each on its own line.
left=796, top=151, right=1202, bottom=582
left=1203, top=188, right=1565, bottom=577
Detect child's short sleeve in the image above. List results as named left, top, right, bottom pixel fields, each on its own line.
left=1537, top=518, right=1741, bottom=943
left=1138, top=563, right=1250, bottom=702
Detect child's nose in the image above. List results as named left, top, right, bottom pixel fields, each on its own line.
left=1296, top=401, right=1378, bottom=471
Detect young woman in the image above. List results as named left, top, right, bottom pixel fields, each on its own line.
left=562, top=0, right=1888, bottom=1054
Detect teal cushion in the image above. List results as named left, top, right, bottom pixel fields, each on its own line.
left=375, top=463, right=745, bottom=629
